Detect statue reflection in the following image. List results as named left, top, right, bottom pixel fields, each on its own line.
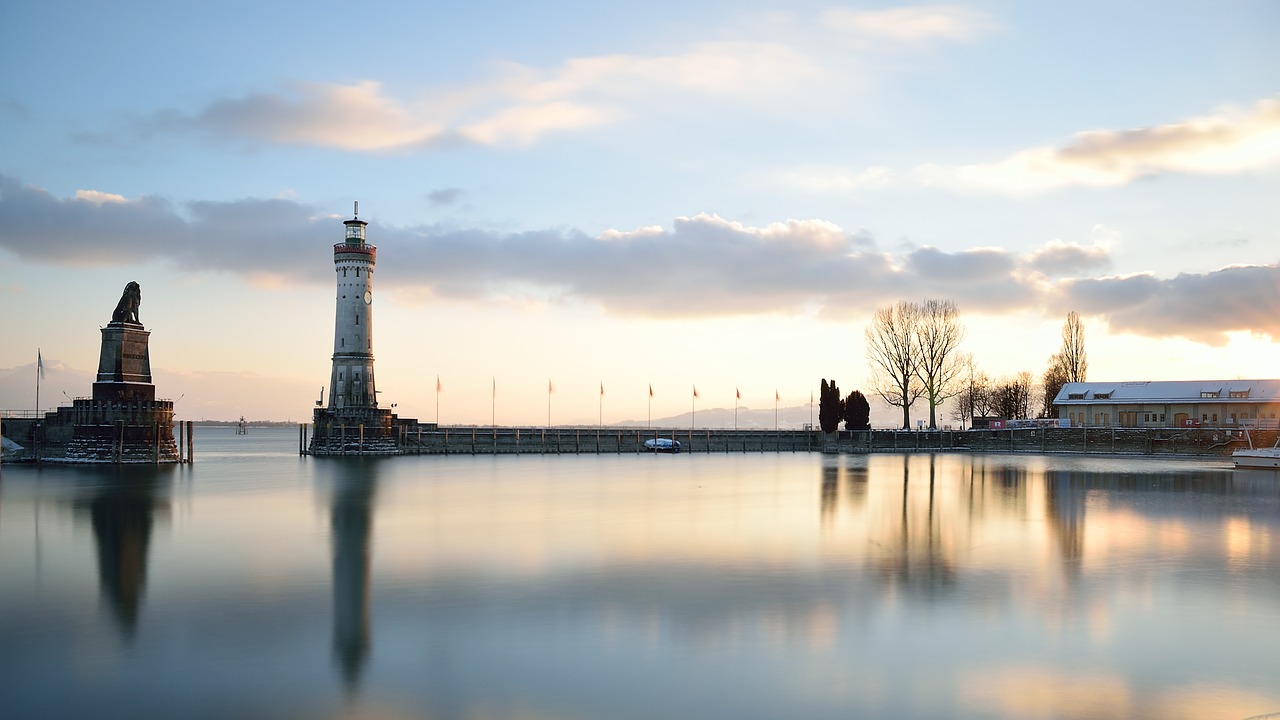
left=74, top=467, right=171, bottom=640
left=328, top=460, right=380, bottom=695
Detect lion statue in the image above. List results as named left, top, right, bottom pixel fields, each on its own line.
left=111, top=281, right=142, bottom=324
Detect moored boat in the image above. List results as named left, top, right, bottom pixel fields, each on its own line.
left=1233, top=432, right=1280, bottom=469
left=643, top=438, right=681, bottom=453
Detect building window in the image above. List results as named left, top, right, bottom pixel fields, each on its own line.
left=1212, top=414, right=1218, bottom=422
left=1201, top=391, right=1219, bottom=398
left=1094, top=392, right=1111, bottom=400
left=1068, top=393, right=1085, bottom=400
left=1229, top=390, right=1249, bottom=398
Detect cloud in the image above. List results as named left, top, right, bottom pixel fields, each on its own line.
left=1052, top=264, right=1280, bottom=344
left=74, top=189, right=127, bottom=205
left=427, top=188, right=463, bottom=206
left=919, top=97, right=1280, bottom=194
left=1024, top=240, right=1112, bottom=277
left=822, top=5, right=995, bottom=44
left=3, top=175, right=1273, bottom=343
left=124, top=8, right=992, bottom=152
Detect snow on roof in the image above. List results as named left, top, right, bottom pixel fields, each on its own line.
left=1054, top=379, right=1280, bottom=404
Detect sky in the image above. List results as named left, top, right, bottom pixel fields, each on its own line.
left=1, top=0, right=1278, bottom=425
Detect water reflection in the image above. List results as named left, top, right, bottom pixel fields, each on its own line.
left=3, top=443, right=1279, bottom=720
left=326, top=460, right=380, bottom=694
left=72, top=468, right=172, bottom=639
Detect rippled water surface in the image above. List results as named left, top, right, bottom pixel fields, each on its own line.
left=2, top=428, right=1279, bottom=719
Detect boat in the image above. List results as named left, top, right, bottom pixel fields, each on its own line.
left=643, top=438, right=681, bottom=453
left=1233, top=431, right=1280, bottom=469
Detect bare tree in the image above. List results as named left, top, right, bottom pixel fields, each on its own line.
left=865, top=301, right=922, bottom=429
left=1059, top=311, right=1088, bottom=382
left=1042, top=311, right=1088, bottom=416
left=914, top=298, right=965, bottom=429
left=1041, top=362, right=1069, bottom=417
left=992, top=372, right=1034, bottom=420
left=950, top=353, right=992, bottom=428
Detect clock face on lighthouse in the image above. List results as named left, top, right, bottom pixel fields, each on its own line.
left=363, top=290, right=372, bottom=304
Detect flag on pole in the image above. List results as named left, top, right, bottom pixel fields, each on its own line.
left=776, top=390, right=780, bottom=401
left=649, top=383, right=654, bottom=398
left=38, top=349, right=45, bottom=379
left=548, top=379, right=554, bottom=393
left=600, top=382, right=605, bottom=396
left=736, top=387, right=740, bottom=400
left=492, top=377, right=496, bottom=397
left=436, top=375, right=442, bottom=393
left=693, top=386, right=699, bottom=399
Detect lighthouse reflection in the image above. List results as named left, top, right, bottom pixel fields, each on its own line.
left=327, top=460, right=380, bottom=694
left=73, top=468, right=171, bottom=639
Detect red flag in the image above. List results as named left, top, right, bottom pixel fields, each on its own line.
left=649, top=384, right=653, bottom=398
left=600, top=382, right=605, bottom=396
left=436, top=375, right=442, bottom=393
left=693, top=386, right=699, bottom=399
left=775, top=389, right=780, bottom=401
left=736, top=387, right=740, bottom=400
left=548, top=379, right=554, bottom=393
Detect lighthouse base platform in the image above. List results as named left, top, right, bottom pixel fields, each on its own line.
left=308, top=407, right=400, bottom=456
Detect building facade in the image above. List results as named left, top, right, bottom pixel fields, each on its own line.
left=1054, top=380, right=1280, bottom=429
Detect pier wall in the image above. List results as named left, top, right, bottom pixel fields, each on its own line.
left=342, top=425, right=1267, bottom=458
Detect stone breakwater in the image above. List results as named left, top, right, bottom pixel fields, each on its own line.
left=304, top=425, right=1267, bottom=458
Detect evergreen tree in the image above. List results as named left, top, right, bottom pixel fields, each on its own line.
left=843, top=390, right=871, bottom=430
left=818, top=379, right=842, bottom=433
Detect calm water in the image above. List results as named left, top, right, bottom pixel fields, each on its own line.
left=2, top=428, right=1279, bottom=720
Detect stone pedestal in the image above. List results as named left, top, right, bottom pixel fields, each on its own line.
left=93, top=323, right=155, bottom=402
left=33, top=318, right=178, bottom=463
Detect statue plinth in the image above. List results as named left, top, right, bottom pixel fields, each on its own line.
left=93, top=322, right=155, bottom=401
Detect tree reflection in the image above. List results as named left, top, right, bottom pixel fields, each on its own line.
left=1044, top=471, right=1087, bottom=574
left=875, top=455, right=956, bottom=597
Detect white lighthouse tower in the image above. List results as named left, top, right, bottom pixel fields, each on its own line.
left=310, top=203, right=398, bottom=454
left=329, top=203, right=377, bottom=410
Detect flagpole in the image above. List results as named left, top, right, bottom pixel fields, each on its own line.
left=35, top=348, right=42, bottom=414
left=547, top=379, right=552, bottom=428
left=734, top=388, right=739, bottom=431
left=491, top=377, right=495, bottom=430
left=435, top=375, right=440, bottom=427
left=775, top=390, right=779, bottom=432
left=648, top=384, right=652, bottom=430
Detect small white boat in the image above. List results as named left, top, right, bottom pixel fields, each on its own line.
left=1233, top=432, right=1280, bottom=469
left=644, top=438, right=681, bottom=453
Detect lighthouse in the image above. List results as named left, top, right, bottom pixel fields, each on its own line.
left=328, top=203, right=377, bottom=410
left=309, top=204, right=398, bottom=455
